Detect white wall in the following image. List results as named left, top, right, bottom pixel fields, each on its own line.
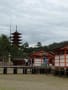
left=55, top=55, right=68, bottom=67
left=55, top=55, right=65, bottom=67
left=33, top=58, right=43, bottom=66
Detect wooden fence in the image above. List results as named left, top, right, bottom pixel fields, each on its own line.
left=0, top=66, right=50, bottom=74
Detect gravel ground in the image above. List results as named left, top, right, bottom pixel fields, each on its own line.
left=0, top=74, right=68, bottom=90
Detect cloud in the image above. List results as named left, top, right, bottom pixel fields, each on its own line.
left=0, top=0, right=68, bottom=46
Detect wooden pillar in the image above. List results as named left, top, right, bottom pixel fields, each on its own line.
left=32, top=68, right=36, bottom=74
left=3, top=67, right=7, bottom=74
left=59, top=52, right=60, bottom=68
left=64, top=68, right=67, bottom=76
left=32, top=68, right=34, bottom=74
left=58, top=68, right=62, bottom=76
left=13, top=67, right=17, bottom=74
left=64, top=49, right=66, bottom=68
left=53, top=70, right=58, bottom=76
left=23, top=68, right=27, bottom=74
left=66, top=69, right=68, bottom=75
left=40, top=68, right=42, bottom=74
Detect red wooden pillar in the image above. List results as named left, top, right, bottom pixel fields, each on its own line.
left=64, top=49, right=66, bottom=68
left=59, top=51, right=60, bottom=67
left=41, top=56, right=42, bottom=64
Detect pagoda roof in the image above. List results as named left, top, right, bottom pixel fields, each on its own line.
left=12, top=30, right=21, bottom=35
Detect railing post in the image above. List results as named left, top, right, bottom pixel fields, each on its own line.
left=3, top=67, right=7, bottom=74
left=32, top=68, right=36, bottom=74
left=13, top=67, right=17, bottom=74
left=23, top=67, right=27, bottom=74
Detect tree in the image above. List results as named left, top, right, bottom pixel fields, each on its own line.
left=23, top=42, right=29, bottom=48
left=36, top=42, right=42, bottom=47
left=0, top=35, right=11, bottom=62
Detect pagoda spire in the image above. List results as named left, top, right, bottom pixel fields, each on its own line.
left=16, top=25, right=17, bottom=32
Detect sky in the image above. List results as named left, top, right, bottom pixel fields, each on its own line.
left=0, top=0, right=68, bottom=47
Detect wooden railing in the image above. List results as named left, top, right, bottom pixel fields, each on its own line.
left=0, top=65, right=50, bottom=74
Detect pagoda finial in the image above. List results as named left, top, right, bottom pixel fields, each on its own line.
left=16, top=25, right=17, bottom=32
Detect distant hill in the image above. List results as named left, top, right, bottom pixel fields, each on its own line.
left=27, top=41, right=68, bottom=54
left=48, top=41, right=68, bottom=51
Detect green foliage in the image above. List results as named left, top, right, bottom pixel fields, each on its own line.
left=0, top=34, right=68, bottom=59
left=48, top=41, right=68, bottom=51
left=0, top=35, right=11, bottom=62
left=23, top=42, right=29, bottom=48
left=36, top=42, right=42, bottom=47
